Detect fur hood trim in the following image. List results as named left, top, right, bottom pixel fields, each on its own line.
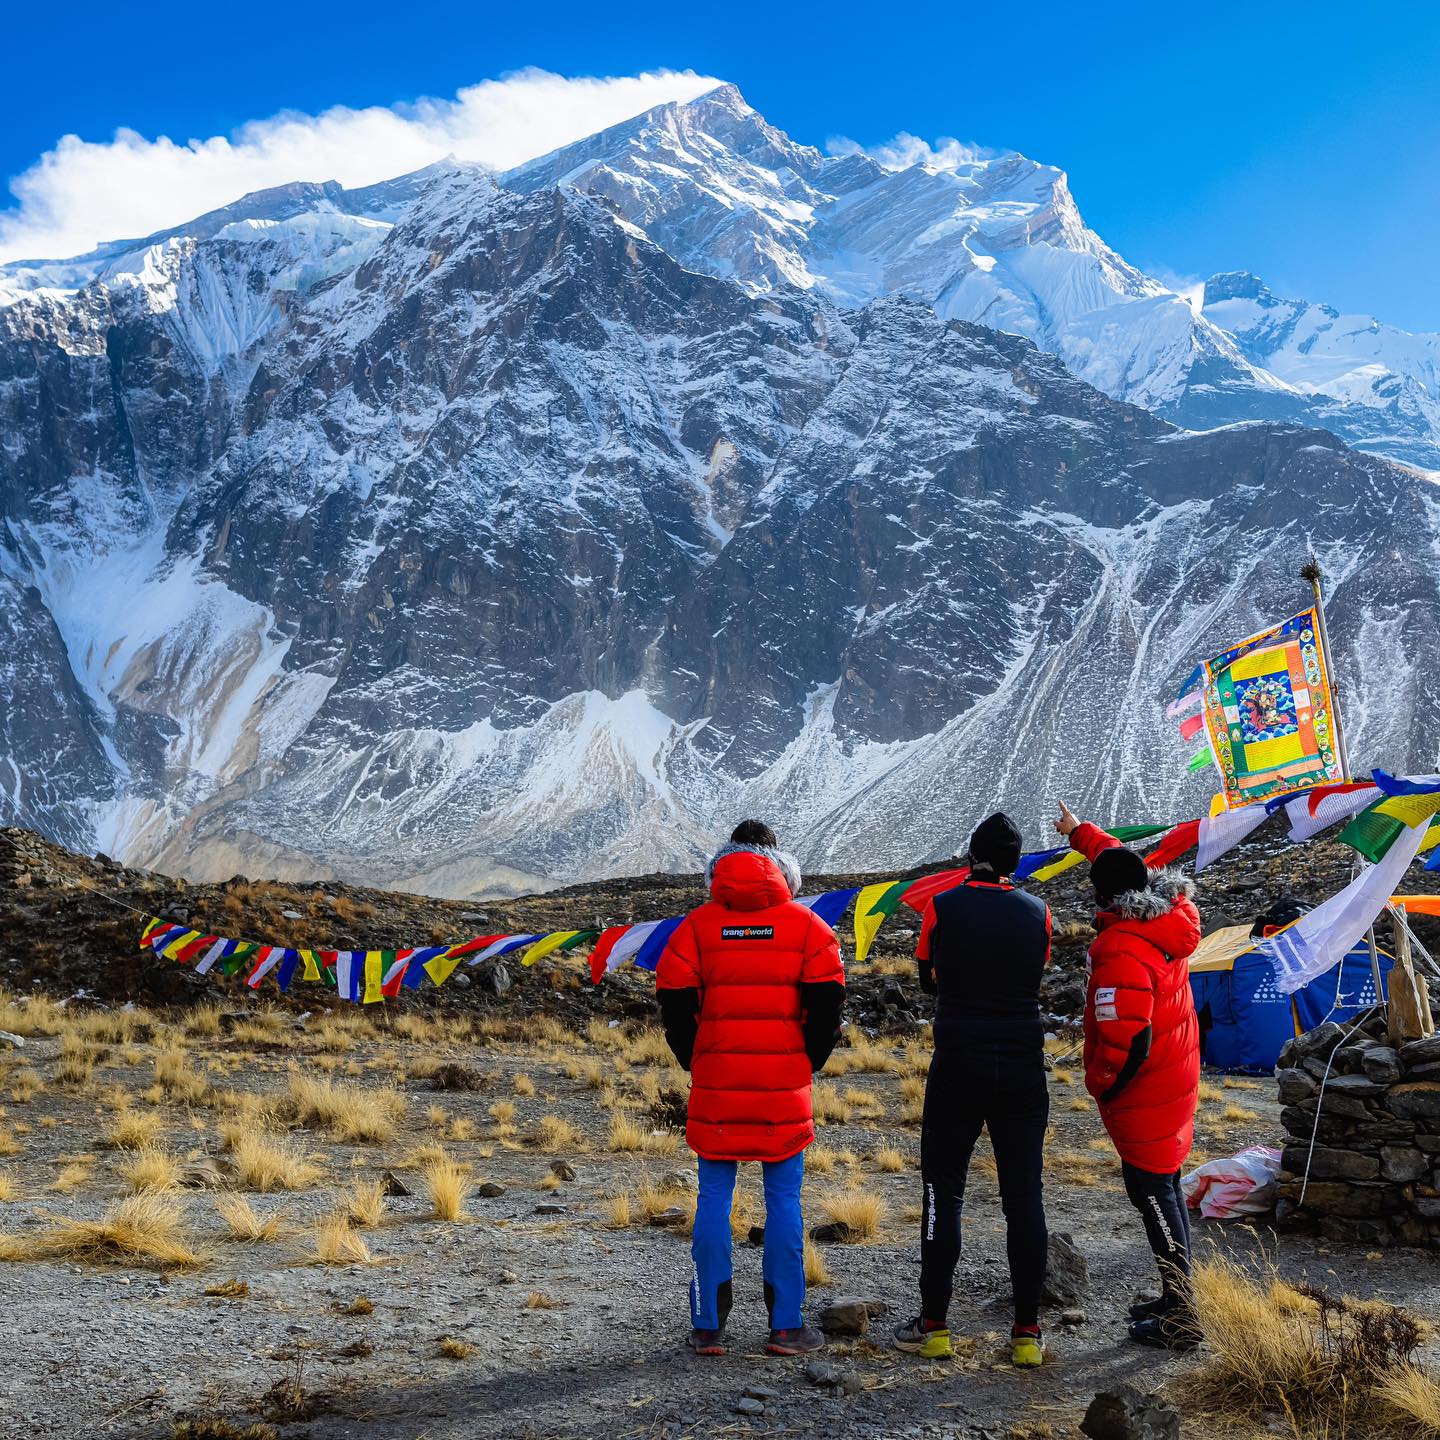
left=705, top=842, right=801, bottom=898
left=1104, top=866, right=1195, bottom=921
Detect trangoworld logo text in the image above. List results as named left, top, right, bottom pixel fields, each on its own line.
left=720, top=925, right=775, bottom=940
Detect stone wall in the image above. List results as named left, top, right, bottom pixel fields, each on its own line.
left=1274, top=1015, right=1440, bottom=1247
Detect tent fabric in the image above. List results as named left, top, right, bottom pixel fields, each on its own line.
left=1189, top=925, right=1258, bottom=974
left=1189, top=937, right=1391, bottom=1073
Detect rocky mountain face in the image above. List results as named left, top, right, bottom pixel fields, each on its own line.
left=2, top=90, right=1440, bottom=895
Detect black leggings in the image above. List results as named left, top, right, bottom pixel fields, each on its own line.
left=1121, top=1162, right=1192, bottom=1299
left=919, top=1045, right=1049, bottom=1328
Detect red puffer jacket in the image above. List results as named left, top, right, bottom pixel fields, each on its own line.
left=1071, top=823, right=1201, bottom=1173
left=656, top=846, right=845, bottom=1163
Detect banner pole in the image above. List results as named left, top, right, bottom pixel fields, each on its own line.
left=1300, top=556, right=1351, bottom=783
left=1302, top=557, right=1385, bottom=1015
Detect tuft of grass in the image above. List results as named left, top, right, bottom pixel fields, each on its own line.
left=230, top=1132, right=322, bottom=1193
left=216, top=1194, right=284, bottom=1243
left=804, top=1238, right=833, bottom=1286
left=338, top=1295, right=374, bottom=1316
left=1197, top=1080, right=1225, bottom=1103
left=513, top=1074, right=536, bottom=1097
left=525, top=1290, right=558, bottom=1309
left=121, top=1147, right=183, bottom=1193
left=438, top=1336, right=475, bottom=1359
left=9, top=1071, right=39, bottom=1104
left=287, top=1073, right=405, bottom=1144
left=205, top=1277, right=250, bottom=1299
left=305, top=1215, right=372, bottom=1267
left=51, top=1161, right=93, bottom=1193
left=422, top=1156, right=473, bottom=1222
left=0, top=990, right=66, bottom=1036
left=1067, top=1097, right=1092, bottom=1112
left=105, top=1109, right=165, bottom=1151
left=154, top=1046, right=208, bottom=1102
left=531, top=1114, right=583, bottom=1152
left=811, top=1083, right=852, bottom=1126
left=0, top=1128, right=21, bottom=1158
left=605, top=1192, right=633, bottom=1228
left=343, top=1178, right=387, bottom=1229
left=488, top=1099, right=516, bottom=1126
left=1219, top=1103, right=1260, bottom=1124
left=823, top=1032, right=900, bottom=1076
left=1183, top=1255, right=1439, bottom=1438
left=15, top=1192, right=204, bottom=1268
left=871, top=1147, right=905, bottom=1174
left=818, top=1188, right=886, bottom=1241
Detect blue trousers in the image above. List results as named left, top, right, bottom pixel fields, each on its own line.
left=691, top=1152, right=805, bottom=1331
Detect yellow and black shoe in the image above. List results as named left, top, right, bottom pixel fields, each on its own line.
left=1010, top=1325, right=1044, bottom=1367
left=893, top=1315, right=952, bottom=1358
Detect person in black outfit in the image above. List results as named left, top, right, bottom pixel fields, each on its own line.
left=892, top=812, right=1051, bottom=1367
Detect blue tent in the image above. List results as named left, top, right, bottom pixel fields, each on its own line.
left=1189, top=926, right=1391, bottom=1073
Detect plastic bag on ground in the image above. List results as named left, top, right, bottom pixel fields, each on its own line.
left=1181, top=1144, right=1282, bottom=1219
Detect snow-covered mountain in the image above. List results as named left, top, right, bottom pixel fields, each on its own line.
left=505, top=85, right=1440, bottom=471
left=1203, top=271, right=1440, bottom=469
left=3, top=89, right=1439, bottom=895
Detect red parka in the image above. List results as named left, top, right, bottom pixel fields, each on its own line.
left=1071, top=823, right=1201, bottom=1173
left=656, top=847, right=845, bottom=1163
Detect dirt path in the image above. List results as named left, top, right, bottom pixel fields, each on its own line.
left=1, top=998, right=1436, bottom=1440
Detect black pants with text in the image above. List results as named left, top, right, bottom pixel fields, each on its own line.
left=919, top=1042, right=1049, bottom=1328
left=1121, top=1161, right=1192, bottom=1299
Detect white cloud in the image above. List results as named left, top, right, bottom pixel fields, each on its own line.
left=827, top=131, right=1003, bottom=172
left=1151, top=267, right=1208, bottom=316
left=0, top=68, right=722, bottom=263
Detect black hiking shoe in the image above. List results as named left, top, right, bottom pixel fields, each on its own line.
left=687, top=1327, right=728, bottom=1356
left=1128, top=1310, right=1200, bottom=1352
left=766, top=1325, right=826, bottom=1356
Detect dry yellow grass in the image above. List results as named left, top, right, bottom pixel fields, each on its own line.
left=811, top=1083, right=851, bottom=1126
left=526, top=1290, right=558, bottom=1309
left=1197, top=1080, right=1225, bottom=1103
left=1046, top=1149, right=1102, bottom=1187
left=899, top=1074, right=926, bottom=1102
left=0, top=1128, right=21, bottom=1158
left=488, top=1099, right=516, bottom=1125
left=438, top=1336, right=475, bottom=1359
left=531, top=1114, right=583, bottom=1152
left=1067, top=1097, right=1092, bottom=1112
left=230, top=1132, right=322, bottom=1192
left=447, top=1117, right=476, bottom=1142
left=1219, top=1103, right=1260, bottom=1124
left=605, top=1192, right=633, bottom=1228
left=344, top=1179, right=387, bottom=1228
left=426, top=1104, right=448, bottom=1128
left=0, top=991, right=66, bottom=1036
left=0, top=1173, right=16, bottom=1202
left=9, top=1071, right=39, bottom=1104
left=121, top=1147, right=183, bottom=1193
left=104, top=1108, right=164, bottom=1150
left=607, top=1114, right=675, bottom=1155
left=819, top=1187, right=886, bottom=1241
left=51, top=1161, right=93, bottom=1193
left=7, top=1192, right=204, bottom=1268
left=338, top=1295, right=374, bottom=1316
left=287, top=1073, right=405, bottom=1144
left=305, top=1215, right=372, bottom=1266
left=804, top=1238, right=833, bottom=1286
left=182, top=1003, right=225, bottom=1037
left=871, top=1147, right=905, bottom=1173
left=55, top=1037, right=99, bottom=1087
left=807, top=1144, right=840, bottom=1176
left=1051, top=1068, right=1075, bottom=1085
left=513, top=1074, right=536, bottom=1097
left=1184, top=1255, right=1439, bottom=1438
left=204, top=1277, right=250, bottom=1299
left=216, top=1193, right=284, bottom=1243
left=823, top=1031, right=900, bottom=1076
left=423, top=1156, right=473, bottom=1222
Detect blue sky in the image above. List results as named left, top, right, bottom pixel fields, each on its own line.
left=5, top=1, right=1438, bottom=327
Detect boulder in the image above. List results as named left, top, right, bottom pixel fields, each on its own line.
left=733, top=1398, right=765, bottom=1416
left=550, top=1160, right=577, bottom=1182
left=380, top=1169, right=413, bottom=1197
left=0, top=1031, right=23, bottom=1050
left=649, top=1207, right=690, bottom=1228
left=478, top=962, right=512, bottom=996
left=809, top=1221, right=853, bottom=1244
left=819, top=1296, right=888, bottom=1334
left=1080, top=1385, right=1180, bottom=1440
left=476, top=1182, right=506, bottom=1198
left=1040, top=1231, right=1090, bottom=1306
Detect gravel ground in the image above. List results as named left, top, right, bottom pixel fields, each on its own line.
left=1, top=1009, right=1437, bottom=1440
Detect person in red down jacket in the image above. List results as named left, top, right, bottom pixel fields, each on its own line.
left=656, top=819, right=845, bottom=1359
left=1054, top=801, right=1202, bottom=1350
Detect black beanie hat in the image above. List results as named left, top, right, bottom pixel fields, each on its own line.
left=1091, top=846, right=1149, bottom=905
left=969, top=812, right=1023, bottom=877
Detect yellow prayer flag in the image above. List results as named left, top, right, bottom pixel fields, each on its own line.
left=522, top=931, right=582, bottom=967
left=160, top=929, right=200, bottom=960
left=1028, top=851, right=1085, bottom=884
left=300, top=950, right=322, bottom=981
left=424, top=949, right=466, bottom=986
left=853, top=881, right=901, bottom=965
left=362, top=950, right=385, bottom=1004
left=1375, top=792, right=1440, bottom=829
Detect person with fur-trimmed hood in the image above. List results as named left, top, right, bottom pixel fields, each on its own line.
left=655, top=820, right=845, bottom=1359
left=1054, top=801, right=1202, bottom=1350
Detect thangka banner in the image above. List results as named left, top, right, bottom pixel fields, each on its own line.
left=1202, top=608, right=1344, bottom=810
